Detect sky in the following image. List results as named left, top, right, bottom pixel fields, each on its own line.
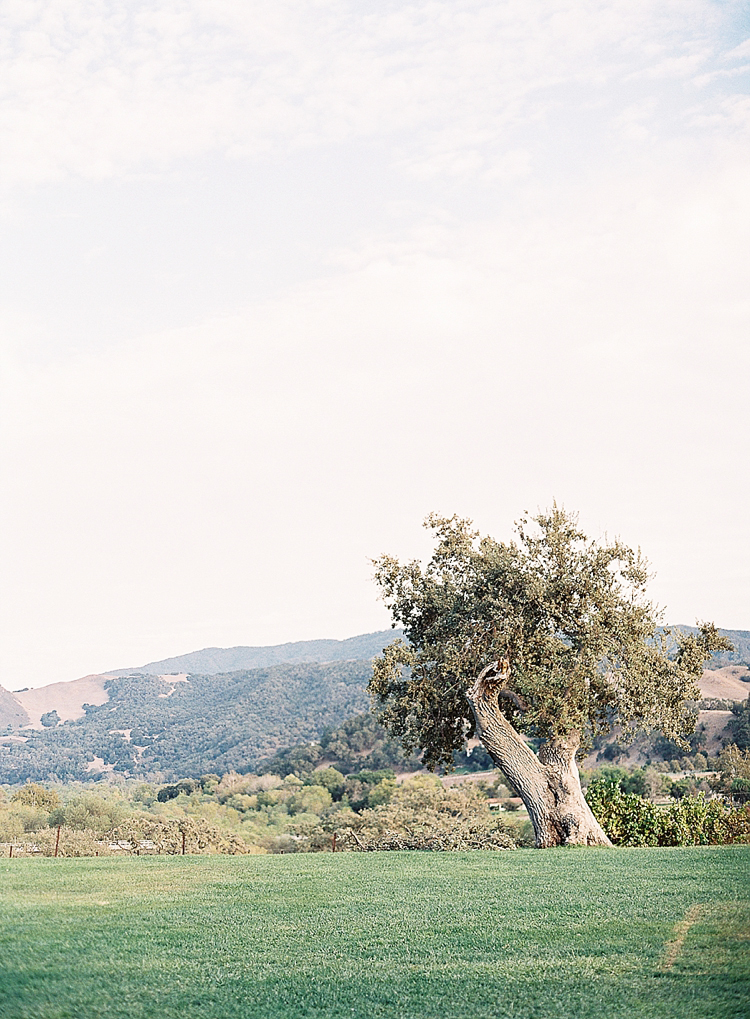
left=0, top=1, right=748, bottom=690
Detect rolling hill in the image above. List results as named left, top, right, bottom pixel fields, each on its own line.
left=107, top=630, right=404, bottom=677
left=0, top=626, right=746, bottom=785
left=0, top=661, right=374, bottom=784
left=0, top=630, right=403, bottom=732
left=0, top=631, right=405, bottom=783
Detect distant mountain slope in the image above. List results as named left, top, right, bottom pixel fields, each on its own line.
left=0, top=685, right=29, bottom=728
left=119, top=626, right=744, bottom=677
left=698, top=667, right=750, bottom=701
left=5, top=630, right=403, bottom=733
left=14, top=675, right=110, bottom=728
left=1, top=626, right=745, bottom=785
left=108, top=629, right=403, bottom=677
left=0, top=661, right=373, bottom=784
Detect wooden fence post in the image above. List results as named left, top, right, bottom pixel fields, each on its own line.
left=181, top=832, right=186, bottom=855
left=332, top=833, right=337, bottom=852
left=54, top=826, right=61, bottom=858
left=9, top=845, right=12, bottom=859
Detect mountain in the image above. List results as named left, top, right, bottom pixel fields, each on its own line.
left=13, top=675, right=111, bottom=728
left=0, top=630, right=405, bottom=784
left=0, top=626, right=746, bottom=786
left=0, top=685, right=29, bottom=729
left=0, top=661, right=374, bottom=784
left=107, top=630, right=404, bottom=677
left=2, top=630, right=403, bottom=731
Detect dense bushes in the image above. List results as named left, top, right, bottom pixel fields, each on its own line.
left=710, top=745, right=750, bottom=803
left=586, top=779, right=750, bottom=846
left=0, top=768, right=519, bottom=856
left=290, top=774, right=518, bottom=852
left=5, top=741, right=750, bottom=856
left=259, top=713, right=422, bottom=778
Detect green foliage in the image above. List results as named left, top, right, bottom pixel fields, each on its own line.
left=1, top=785, right=129, bottom=839
left=5, top=804, right=50, bottom=834
left=370, top=507, right=732, bottom=769
left=157, top=779, right=203, bottom=802
left=131, top=783, right=157, bottom=806
left=294, top=773, right=516, bottom=852
left=729, top=698, right=750, bottom=751
left=0, top=661, right=374, bottom=783
left=710, top=745, right=750, bottom=803
left=49, top=793, right=127, bottom=834
left=304, top=767, right=345, bottom=796
left=288, top=784, right=332, bottom=816
left=581, top=764, right=670, bottom=800
left=363, top=778, right=396, bottom=808
left=10, top=783, right=60, bottom=811
left=0, top=784, right=61, bottom=837
left=650, top=728, right=706, bottom=760
left=586, top=779, right=750, bottom=846
left=259, top=712, right=421, bottom=778
left=339, top=770, right=397, bottom=811
left=0, top=764, right=514, bottom=857
left=582, top=766, right=647, bottom=796
left=40, top=710, right=60, bottom=727
left=346, top=768, right=395, bottom=786
left=668, top=776, right=710, bottom=800
left=452, top=743, right=495, bottom=771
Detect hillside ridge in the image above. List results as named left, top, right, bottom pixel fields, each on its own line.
left=0, top=630, right=403, bottom=730
left=1, top=626, right=747, bottom=781
left=107, top=629, right=404, bottom=677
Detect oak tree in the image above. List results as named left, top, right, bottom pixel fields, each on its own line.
left=370, top=507, right=732, bottom=848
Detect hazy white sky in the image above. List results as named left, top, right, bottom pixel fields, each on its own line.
left=1, top=1, right=748, bottom=689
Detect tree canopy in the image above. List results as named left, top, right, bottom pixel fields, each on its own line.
left=371, top=506, right=732, bottom=771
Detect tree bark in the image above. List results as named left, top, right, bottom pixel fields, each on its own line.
left=466, top=661, right=611, bottom=848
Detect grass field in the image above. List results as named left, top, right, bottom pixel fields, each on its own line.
left=1, top=848, right=748, bottom=1019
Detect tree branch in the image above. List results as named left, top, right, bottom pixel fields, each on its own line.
left=471, top=659, right=529, bottom=712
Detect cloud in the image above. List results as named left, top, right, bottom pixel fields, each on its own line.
left=0, top=0, right=745, bottom=188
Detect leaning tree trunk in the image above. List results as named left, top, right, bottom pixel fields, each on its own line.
left=466, top=661, right=611, bottom=848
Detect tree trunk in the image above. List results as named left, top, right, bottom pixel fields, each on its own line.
left=466, top=662, right=611, bottom=848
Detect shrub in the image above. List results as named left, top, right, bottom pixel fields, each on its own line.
left=156, top=779, right=200, bottom=803
left=304, top=767, right=345, bottom=797
left=0, top=812, right=24, bottom=841
left=289, top=785, right=332, bottom=816
left=669, top=777, right=708, bottom=800
left=292, top=774, right=517, bottom=852
left=585, top=780, right=662, bottom=846
left=586, top=779, right=750, bottom=846
left=710, top=745, right=750, bottom=803
left=11, top=784, right=60, bottom=811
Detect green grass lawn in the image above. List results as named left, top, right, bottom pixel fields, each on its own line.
left=1, top=847, right=748, bottom=1019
